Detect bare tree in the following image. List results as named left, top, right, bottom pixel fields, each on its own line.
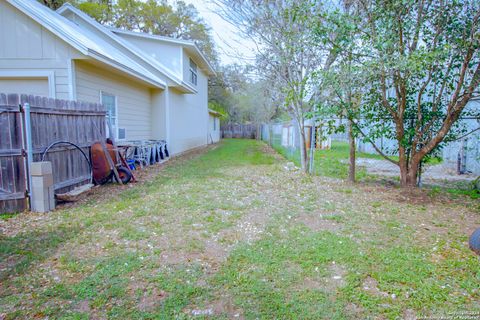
left=214, top=0, right=335, bottom=172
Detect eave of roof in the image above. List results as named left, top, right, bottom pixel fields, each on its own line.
left=110, top=28, right=217, bottom=77
left=57, top=3, right=197, bottom=92
left=7, top=0, right=166, bottom=89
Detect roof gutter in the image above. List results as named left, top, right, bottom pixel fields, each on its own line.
left=87, top=50, right=166, bottom=89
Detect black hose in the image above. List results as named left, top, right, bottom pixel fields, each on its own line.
left=41, top=141, right=93, bottom=183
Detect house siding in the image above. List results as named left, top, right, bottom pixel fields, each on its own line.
left=0, top=0, right=213, bottom=156
left=208, top=114, right=221, bottom=143
left=441, top=101, right=480, bottom=175
left=75, top=60, right=153, bottom=141
left=115, top=34, right=183, bottom=79
left=168, top=70, right=208, bottom=154
left=0, top=0, right=82, bottom=99
left=183, top=51, right=193, bottom=86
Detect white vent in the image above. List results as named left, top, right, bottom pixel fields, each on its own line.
left=118, top=128, right=126, bottom=140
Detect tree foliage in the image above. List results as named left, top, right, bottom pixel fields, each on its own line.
left=209, top=64, right=282, bottom=124
left=351, top=0, right=480, bottom=187
left=313, top=0, right=480, bottom=186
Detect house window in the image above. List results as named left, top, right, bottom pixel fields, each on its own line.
left=213, top=117, right=216, bottom=130
left=189, top=58, right=198, bottom=85
left=101, top=92, right=117, bottom=139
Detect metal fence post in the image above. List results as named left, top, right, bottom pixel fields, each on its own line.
left=309, top=120, right=316, bottom=174
left=23, top=102, right=34, bottom=208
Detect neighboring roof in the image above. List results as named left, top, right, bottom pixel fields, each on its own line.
left=208, top=109, right=223, bottom=117
left=57, top=3, right=197, bottom=93
left=6, top=0, right=166, bottom=88
left=110, top=28, right=217, bottom=77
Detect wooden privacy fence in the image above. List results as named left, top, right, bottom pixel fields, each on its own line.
left=221, top=124, right=259, bottom=139
left=0, top=93, right=105, bottom=213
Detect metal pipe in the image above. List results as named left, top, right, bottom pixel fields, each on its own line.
left=41, top=141, right=93, bottom=184
left=24, top=103, right=34, bottom=208
left=19, top=104, right=29, bottom=208
left=309, top=121, right=316, bottom=174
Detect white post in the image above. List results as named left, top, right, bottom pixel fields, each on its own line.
left=24, top=102, right=34, bottom=208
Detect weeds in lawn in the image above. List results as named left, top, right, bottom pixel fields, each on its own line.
left=0, top=139, right=478, bottom=319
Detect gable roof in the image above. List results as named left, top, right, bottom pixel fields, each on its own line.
left=57, top=3, right=198, bottom=93
left=5, top=0, right=166, bottom=89
left=110, top=28, right=217, bottom=77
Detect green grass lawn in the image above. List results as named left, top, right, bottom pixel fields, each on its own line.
left=0, top=139, right=478, bottom=319
left=273, top=140, right=445, bottom=180
left=273, top=141, right=479, bottom=199
left=272, top=140, right=388, bottom=180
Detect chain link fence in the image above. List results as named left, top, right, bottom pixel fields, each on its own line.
left=261, top=121, right=301, bottom=166
left=260, top=120, right=334, bottom=172
left=260, top=118, right=480, bottom=183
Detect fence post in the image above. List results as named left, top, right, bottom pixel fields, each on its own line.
left=309, top=121, right=316, bottom=174
left=24, top=102, right=34, bottom=208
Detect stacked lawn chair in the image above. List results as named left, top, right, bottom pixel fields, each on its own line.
left=119, top=140, right=169, bottom=169
left=148, top=140, right=169, bottom=164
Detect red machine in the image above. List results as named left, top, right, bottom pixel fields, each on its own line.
left=91, top=141, right=134, bottom=185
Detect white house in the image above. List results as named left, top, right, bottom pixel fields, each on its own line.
left=208, top=109, right=221, bottom=144
left=0, top=0, right=215, bottom=155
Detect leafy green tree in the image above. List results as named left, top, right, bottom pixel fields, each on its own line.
left=208, top=63, right=283, bottom=125
left=353, top=0, right=480, bottom=187
left=77, top=1, right=112, bottom=24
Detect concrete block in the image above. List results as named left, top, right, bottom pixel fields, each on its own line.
left=30, top=187, right=55, bottom=212
left=31, top=198, right=50, bottom=213
left=31, top=162, right=53, bottom=176
left=31, top=186, right=49, bottom=201
left=48, top=186, right=55, bottom=210
left=44, top=174, right=54, bottom=186
left=32, top=175, right=53, bottom=189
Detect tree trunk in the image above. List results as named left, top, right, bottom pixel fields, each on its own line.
left=408, top=159, right=420, bottom=187
left=348, top=119, right=356, bottom=183
left=399, top=159, right=420, bottom=188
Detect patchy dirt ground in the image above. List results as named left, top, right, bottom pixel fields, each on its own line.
left=0, top=139, right=479, bottom=319
left=356, top=158, right=477, bottom=185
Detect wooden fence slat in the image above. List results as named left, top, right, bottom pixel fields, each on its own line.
left=0, top=191, right=25, bottom=201
left=0, top=93, right=7, bottom=105
left=221, top=124, right=258, bottom=139
left=0, top=93, right=105, bottom=213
